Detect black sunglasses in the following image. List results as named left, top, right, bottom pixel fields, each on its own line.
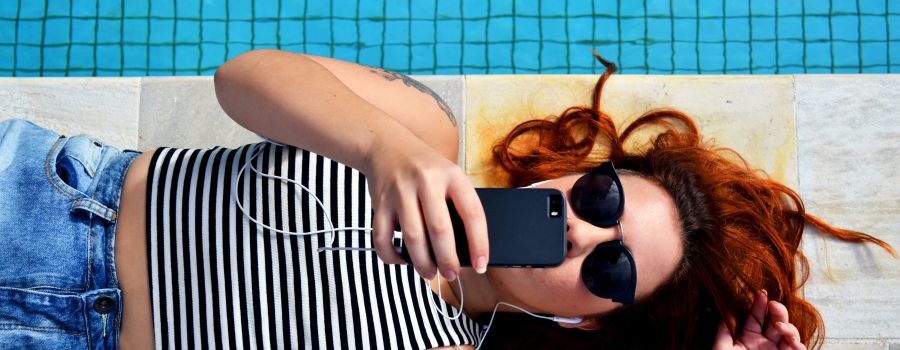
left=569, top=162, right=636, bottom=306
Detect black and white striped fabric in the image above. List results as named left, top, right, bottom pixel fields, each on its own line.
left=147, top=142, right=484, bottom=350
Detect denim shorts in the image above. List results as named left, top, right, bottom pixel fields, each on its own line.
left=0, top=119, right=140, bottom=349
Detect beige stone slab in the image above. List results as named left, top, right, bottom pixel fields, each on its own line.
left=821, top=340, right=889, bottom=350
left=0, top=78, right=141, bottom=149
left=465, top=75, right=797, bottom=188
left=138, top=77, right=262, bottom=151
left=796, top=75, right=900, bottom=340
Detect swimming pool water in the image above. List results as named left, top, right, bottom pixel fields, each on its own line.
left=1, top=0, right=898, bottom=76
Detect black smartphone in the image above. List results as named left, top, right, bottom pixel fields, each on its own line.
left=394, top=188, right=567, bottom=268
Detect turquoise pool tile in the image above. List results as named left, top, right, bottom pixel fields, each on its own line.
left=724, top=17, right=750, bottom=41
left=16, top=20, right=41, bottom=45
left=861, top=42, right=889, bottom=71
left=594, top=17, right=619, bottom=43
left=513, top=16, right=539, bottom=41
left=750, top=16, right=776, bottom=41
left=462, top=0, right=487, bottom=18
left=540, top=17, right=566, bottom=40
left=410, top=0, right=435, bottom=18
left=645, top=0, right=670, bottom=17
left=514, top=0, right=539, bottom=17
left=860, top=14, right=889, bottom=40
left=777, top=0, right=803, bottom=16
left=804, top=15, right=831, bottom=40
left=647, top=42, right=674, bottom=73
left=42, top=47, right=69, bottom=72
left=803, top=0, right=831, bottom=16
left=383, top=45, right=410, bottom=70
left=122, top=18, right=148, bottom=44
left=646, top=17, right=672, bottom=43
left=594, top=1, right=617, bottom=17
left=176, top=19, right=201, bottom=43
left=97, top=0, right=121, bottom=17
left=512, top=42, right=540, bottom=72
left=123, top=0, right=149, bottom=17
left=538, top=0, right=564, bottom=17
left=436, top=0, right=461, bottom=16
left=778, top=17, right=804, bottom=40
left=832, top=16, right=860, bottom=41
left=566, top=0, right=593, bottom=17
left=699, top=0, right=724, bottom=17
left=699, top=42, right=725, bottom=73
left=540, top=42, right=567, bottom=72
left=96, top=44, right=122, bottom=72
left=384, top=19, right=409, bottom=45
left=751, top=41, right=778, bottom=72
left=777, top=40, right=805, bottom=71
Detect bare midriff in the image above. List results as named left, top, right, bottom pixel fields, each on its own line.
left=115, top=149, right=155, bottom=350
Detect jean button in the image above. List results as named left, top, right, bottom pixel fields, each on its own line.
left=93, top=296, right=116, bottom=314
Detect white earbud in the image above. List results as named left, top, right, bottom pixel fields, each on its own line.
left=551, top=316, right=584, bottom=324
left=523, top=179, right=552, bottom=188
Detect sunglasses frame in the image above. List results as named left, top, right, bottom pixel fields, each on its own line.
left=572, top=162, right=637, bottom=306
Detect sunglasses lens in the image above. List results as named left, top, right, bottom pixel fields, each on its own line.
left=571, top=173, right=622, bottom=227
left=582, top=243, right=635, bottom=305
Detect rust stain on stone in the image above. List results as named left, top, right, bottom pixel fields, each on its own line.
left=465, top=75, right=798, bottom=189
left=466, top=75, right=599, bottom=187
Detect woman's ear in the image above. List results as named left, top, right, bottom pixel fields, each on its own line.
left=556, top=318, right=601, bottom=331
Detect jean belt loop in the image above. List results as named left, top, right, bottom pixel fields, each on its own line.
left=71, top=197, right=117, bottom=222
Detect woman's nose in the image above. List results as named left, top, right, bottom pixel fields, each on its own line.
left=566, top=216, right=618, bottom=258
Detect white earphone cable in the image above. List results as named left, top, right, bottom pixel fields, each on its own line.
left=235, top=140, right=581, bottom=349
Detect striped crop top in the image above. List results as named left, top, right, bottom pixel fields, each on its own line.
left=146, top=142, right=485, bottom=349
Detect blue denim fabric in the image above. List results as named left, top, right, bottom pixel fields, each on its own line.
left=0, top=119, right=140, bottom=349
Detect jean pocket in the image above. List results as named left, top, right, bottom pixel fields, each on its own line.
left=49, top=135, right=104, bottom=197
left=0, top=287, right=86, bottom=349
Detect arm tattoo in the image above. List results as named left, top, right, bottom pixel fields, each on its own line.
left=368, top=67, right=458, bottom=127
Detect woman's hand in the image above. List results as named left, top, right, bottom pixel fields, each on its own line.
left=364, top=133, right=489, bottom=281
left=713, top=290, right=807, bottom=350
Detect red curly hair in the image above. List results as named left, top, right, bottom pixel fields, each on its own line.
left=478, top=53, right=895, bottom=349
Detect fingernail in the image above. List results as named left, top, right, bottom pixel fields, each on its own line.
left=443, top=270, right=457, bottom=281
left=776, top=321, right=786, bottom=328
left=475, top=256, right=488, bottom=274
left=761, top=289, right=768, bottom=297
left=422, top=271, right=436, bottom=280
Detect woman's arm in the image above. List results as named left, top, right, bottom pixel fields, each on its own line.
left=214, top=49, right=457, bottom=168
left=214, top=50, right=488, bottom=279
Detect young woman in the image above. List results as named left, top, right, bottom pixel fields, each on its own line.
left=0, top=49, right=892, bottom=350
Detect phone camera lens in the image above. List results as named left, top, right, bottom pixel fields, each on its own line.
left=548, top=194, right=563, bottom=217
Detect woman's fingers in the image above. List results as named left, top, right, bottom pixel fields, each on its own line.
left=775, top=324, right=804, bottom=350
left=419, top=184, right=460, bottom=280
left=742, top=290, right=768, bottom=336
left=447, top=174, right=489, bottom=274
left=396, top=192, right=438, bottom=279
left=372, top=203, right=404, bottom=264
left=764, top=300, right=790, bottom=342
left=771, top=309, right=804, bottom=350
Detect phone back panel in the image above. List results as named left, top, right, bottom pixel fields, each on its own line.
left=473, top=188, right=566, bottom=267
left=398, top=188, right=567, bottom=268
